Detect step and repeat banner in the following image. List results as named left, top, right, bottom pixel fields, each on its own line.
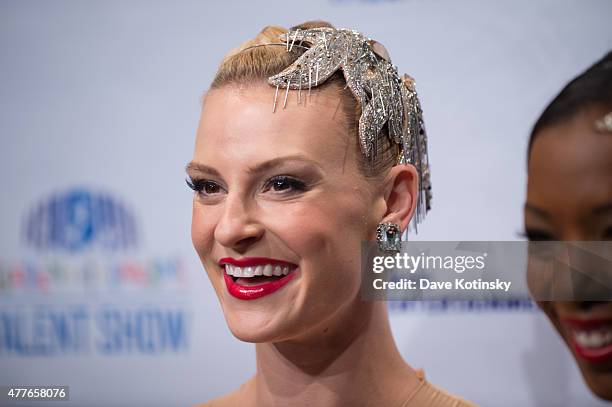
left=1, top=0, right=611, bottom=406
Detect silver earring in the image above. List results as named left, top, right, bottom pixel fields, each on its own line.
left=376, top=222, right=401, bottom=252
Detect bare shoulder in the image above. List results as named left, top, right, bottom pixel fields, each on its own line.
left=193, top=379, right=254, bottom=407
left=194, top=392, right=237, bottom=407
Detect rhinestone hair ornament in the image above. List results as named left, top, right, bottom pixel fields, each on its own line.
left=263, top=27, right=432, bottom=229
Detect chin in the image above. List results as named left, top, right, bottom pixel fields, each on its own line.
left=566, top=350, right=612, bottom=401
left=539, top=302, right=612, bottom=401
left=223, top=310, right=292, bottom=344
left=228, top=324, right=275, bottom=343
left=581, top=372, right=612, bottom=401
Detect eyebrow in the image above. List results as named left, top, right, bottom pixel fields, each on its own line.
left=185, top=162, right=221, bottom=177
left=524, top=203, right=550, bottom=219
left=524, top=202, right=612, bottom=218
left=185, top=155, right=322, bottom=177
left=246, top=155, right=323, bottom=175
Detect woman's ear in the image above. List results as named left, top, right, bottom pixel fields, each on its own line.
left=381, top=164, right=419, bottom=233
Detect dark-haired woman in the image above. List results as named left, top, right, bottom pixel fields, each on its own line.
left=525, top=51, right=612, bottom=400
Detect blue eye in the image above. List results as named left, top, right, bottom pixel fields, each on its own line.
left=265, top=176, right=307, bottom=193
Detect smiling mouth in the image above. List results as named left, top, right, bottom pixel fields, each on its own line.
left=225, top=264, right=294, bottom=286
left=573, top=328, right=612, bottom=349
left=218, top=258, right=298, bottom=300
left=563, top=317, right=612, bottom=363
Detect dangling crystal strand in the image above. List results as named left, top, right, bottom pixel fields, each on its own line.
left=298, top=71, right=302, bottom=104
left=283, top=79, right=291, bottom=109
left=289, top=29, right=299, bottom=52
left=379, top=90, right=385, bottom=116
left=308, top=66, right=312, bottom=98
left=272, top=84, right=279, bottom=113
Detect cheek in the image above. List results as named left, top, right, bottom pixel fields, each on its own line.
left=538, top=301, right=567, bottom=340
left=191, top=202, right=215, bottom=258
left=537, top=301, right=557, bottom=322
left=269, top=200, right=367, bottom=322
left=266, top=193, right=368, bottom=273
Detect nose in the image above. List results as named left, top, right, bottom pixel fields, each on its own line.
left=214, top=194, right=264, bottom=252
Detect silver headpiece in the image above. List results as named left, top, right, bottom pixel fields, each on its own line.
left=266, top=27, right=432, bottom=227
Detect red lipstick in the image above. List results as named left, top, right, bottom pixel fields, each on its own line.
left=562, top=317, right=612, bottom=364
left=219, top=257, right=298, bottom=300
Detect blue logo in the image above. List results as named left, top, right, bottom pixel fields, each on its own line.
left=24, top=188, right=138, bottom=252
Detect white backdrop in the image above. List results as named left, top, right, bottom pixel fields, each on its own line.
left=1, top=0, right=611, bottom=406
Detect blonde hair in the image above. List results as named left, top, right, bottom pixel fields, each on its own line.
left=209, top=20, right=399, bottom=178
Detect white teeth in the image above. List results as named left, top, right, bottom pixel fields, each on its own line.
left=224, top=263, right=296, bottom=278
left=574, top=329, right=612, bottom=348
left=263, top=265, right=273, bottom=276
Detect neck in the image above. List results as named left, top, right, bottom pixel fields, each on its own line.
left=248, top=300, right=420, bottom=407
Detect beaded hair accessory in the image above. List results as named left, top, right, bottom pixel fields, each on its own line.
left=266, top=27, right=432, bottom=227
left=594, top=112, right=612, bottom=133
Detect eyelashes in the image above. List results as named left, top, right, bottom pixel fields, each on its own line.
left=520, top=229, right=555, bottom=241
left=186, top=178, right=222, bottom=195
left=521, top=227, right=612, bottom=241
left=185, top=177, right=198, bottom=191
left=262, top=176, right=307, bottom=193
left=186, top=175, right=309, bottom=197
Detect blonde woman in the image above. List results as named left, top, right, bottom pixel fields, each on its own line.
left=188, top=21, right=476, bottom=407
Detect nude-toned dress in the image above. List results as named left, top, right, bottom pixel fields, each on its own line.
left=198, top=369, right=478, bottom=407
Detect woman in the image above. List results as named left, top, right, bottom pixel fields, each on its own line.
left=525, top=51, right=612, bottom=400
left=187, top=21, right=475, bottom=406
